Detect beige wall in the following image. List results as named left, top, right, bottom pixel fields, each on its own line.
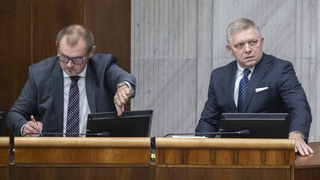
left=131, top=0, right=320, bottom=141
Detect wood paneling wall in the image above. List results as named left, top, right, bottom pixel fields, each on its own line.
left=0, top=0, right=131, bottom=135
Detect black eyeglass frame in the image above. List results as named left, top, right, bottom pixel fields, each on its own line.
left=57, top=48, right=92, bottom=65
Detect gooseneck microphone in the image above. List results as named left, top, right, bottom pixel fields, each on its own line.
left=164, top=130, right=250, bottom=137
left=24, top=132, right=110, bottom=137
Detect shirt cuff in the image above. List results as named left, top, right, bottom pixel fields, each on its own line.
left=20, top=123, right=26, bottom=136
left=289, top=131, right=306, bottom=141
left=118, top=81, right=135, bottom=97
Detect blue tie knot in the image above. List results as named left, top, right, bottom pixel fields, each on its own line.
left=243, top=69, right=251, bottom=77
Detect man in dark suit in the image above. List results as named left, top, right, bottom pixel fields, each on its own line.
left=195, top=18, right=313, bottom=156
left=7, top=24, right=136, bottom=137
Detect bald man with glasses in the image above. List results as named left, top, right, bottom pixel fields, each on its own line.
left=7, top=24, right=136, bottom=137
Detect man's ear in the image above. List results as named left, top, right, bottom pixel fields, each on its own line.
left=88, top=46, right=96, bottom=58
left=226, top=44, right=233, bottom=55
left=260, top=37, right=264, bottom=49
left=56, top=41, right=59, bottom=54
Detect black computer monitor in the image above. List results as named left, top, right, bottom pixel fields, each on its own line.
left=0, top=111, right=5, bottom=136
left=220, top=113, right=290, bottom=138
left=86, top=110, right=153, bottom=137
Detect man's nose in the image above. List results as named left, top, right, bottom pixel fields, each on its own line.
left=244, top=43, right=252, bottom=53
left=66, top=59, right=75, bottom=67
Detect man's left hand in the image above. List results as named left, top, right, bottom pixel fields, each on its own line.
left=114, top=85, right=131, bottom=116
left=289, top=132, right=313, bottom=156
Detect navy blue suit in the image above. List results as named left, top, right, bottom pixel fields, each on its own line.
left=7, top=54, right=136, bottom=136
left=196, top=53, right=312, bottom=140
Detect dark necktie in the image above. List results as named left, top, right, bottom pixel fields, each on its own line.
left=237, top=69, right=251, bottom=113
left=66, top=76, right=80, bottom=137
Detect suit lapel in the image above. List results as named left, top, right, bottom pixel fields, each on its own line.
left=226, top=61, right=239, bottom=112
left=243, top=53, right=271, bottom=112
left=51, top=61, right=64, bottom=132
left=86, top=60, right=97, bottom=113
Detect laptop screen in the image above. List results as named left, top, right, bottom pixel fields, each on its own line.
left=220, top=113, right=290, bottom=138
left=86, top=110, right=153, bottom=137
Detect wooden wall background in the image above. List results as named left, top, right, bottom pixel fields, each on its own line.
left=0, top=0, right=131, bottom=135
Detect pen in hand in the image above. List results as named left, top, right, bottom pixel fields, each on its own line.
left=30, top=115, right=38, bottom=126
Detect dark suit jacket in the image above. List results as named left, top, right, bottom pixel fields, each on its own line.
left=7, top=54, right=136, bottom=136
left=196, top=53, right=312, bottom=140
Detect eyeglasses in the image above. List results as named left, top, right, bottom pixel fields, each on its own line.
left=57, top=48, right=91, bottom=65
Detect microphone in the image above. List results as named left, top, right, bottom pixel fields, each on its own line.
left=164, top=130, right=250, bottom=137
left=24, top=132, right=110, bottom=137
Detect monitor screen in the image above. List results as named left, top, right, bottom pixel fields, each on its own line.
left=220, top=113, right=290, bottom=138
left=0, top=111, right=5, bottom=136
left=86, top=110, right=153, bottom=137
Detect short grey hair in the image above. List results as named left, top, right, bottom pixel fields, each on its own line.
left=56, top=24, right=94, bottom=51
left=226, top=18, right=261, bottom=44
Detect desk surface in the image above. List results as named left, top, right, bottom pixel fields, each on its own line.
left=295, top=141, right=320, bottom=167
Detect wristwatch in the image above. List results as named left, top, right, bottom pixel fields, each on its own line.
left=117, top=82, right=129, bottom=89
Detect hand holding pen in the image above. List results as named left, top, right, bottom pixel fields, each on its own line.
left=31, top=115, right=38, bottom=126
left=22, top=115, right=43, bottom=137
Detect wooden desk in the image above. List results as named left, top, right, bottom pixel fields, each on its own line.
left=13, top=137, right=151, bottom=180
left=295, top=142, right=320, bottom=180
left=8, top=137, right=320, bottom=180
left=0, top=137, right=10, bottom=180
left=155, top=138, right=295, bottom=180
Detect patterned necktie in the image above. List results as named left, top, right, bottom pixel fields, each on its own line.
left=66, top=76, right=80, bottom=137
left=237, top=69, right=251, bottom=113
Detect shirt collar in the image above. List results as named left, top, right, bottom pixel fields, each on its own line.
left=63, top=65, right=87, bottom=78
left=236, top=63, right=255, bottom=77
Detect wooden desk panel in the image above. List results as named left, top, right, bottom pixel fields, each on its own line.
left=9, top=137, right=320, bottom=180
left=14, top=137, right=150, bottom=164
left=156, top=165, right=292, bottom=180
left=155, top=138, right=295, bottom=180
left=13, top=164, right=151, bottom=180
left=295, top=142, right=320, bottom=180
left=155, top=138, right=295, bottom=165
left=13, top=137, right=151, bottom=180
left=0, top=137, right=10, bottom=180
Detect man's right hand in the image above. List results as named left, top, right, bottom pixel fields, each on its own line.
left=289, top=132, right=314, bottom=156
left=23, top=121, right=43, bottom=137
left=114, top=85, right=131, bottom=116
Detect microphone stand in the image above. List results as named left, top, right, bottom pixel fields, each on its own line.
left=24, top=132, right=110, bottom=137
left=164, top=130, right=250, bottom=138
